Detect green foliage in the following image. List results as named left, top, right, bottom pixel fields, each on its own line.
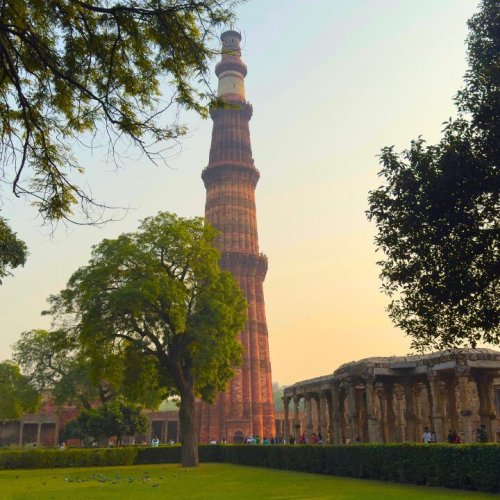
left=48, top=212, right=247, bottom=465
left=0, top=0, right=237, bottom=224
left=134, top=444, right=220, bottom=464
left=0, top=361, right=40, bottom=420
left=272, top=382, right=284, bottom=412
left=158, top=397, right=180, bottom=411
left=455, top=0, right=499, bottom=160
left=13, top=329, right=103, bottom=409
left=12, top=329, right=166, bottom=409
left=0, top=216, right=27, bottom=284
left=366, top=0, right=499, bottom=350
left=49, top=212, right=246, bottom=402
left=0, top=445, right=219, bottom=469
left=62, top=399, right=148, bottom=446
left=2, top=444, right=499, bottom=493
left=134, top=445, right=181, bottom=464
left=0, top=447, right=137, bottom=469
left=219, top=444, right=500, bottom=493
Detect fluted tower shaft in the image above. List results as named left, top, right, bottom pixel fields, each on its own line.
left=197, top=30, right=275, bottom=442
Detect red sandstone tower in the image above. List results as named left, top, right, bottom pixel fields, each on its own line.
left=197, top=30, right=275, bottom=443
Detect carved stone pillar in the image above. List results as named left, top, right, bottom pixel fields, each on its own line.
left=319, top=391, right=329, bottom=444
left=283, top=396, right=290, bottom=442
left=428, top=372, right=445, bottom=442
left=364, top=375, right=381, bottom=442
left=305, top=394, right=313, bottom=442
left=339, top=388, right=348, bottom=444
left=403, top=380, right=416, bottom=442
left=313, top=395, right=320, bottom=433
left=444, top=376, right=459, bottom=436
left=327, top=390, right=333, bottom=444
left=475, top=372, right=497, bottom=443
left=293, top=395, right=301, bottom=443
left=384, top=383, right=397, bottom=443
left=331, top=384, right=342, bottom=445
left=413, top=383, right=425, bottom=439
left=348, top=382, right=359, bottom=442
left=375, top=383, right=387, bottom=442
left=456, top=368, right=475, bottom=443
left=393, top=384, right=406, bottom=442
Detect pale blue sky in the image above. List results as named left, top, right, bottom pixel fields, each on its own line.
left=1, top=0, right=480, bottom=385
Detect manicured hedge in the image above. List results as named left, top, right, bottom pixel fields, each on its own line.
left=219, top=444, right=500, bottom=492
left=0, top=445, right=220, bottom=470
left=135, top=445, right=220, bottom=464
left=1, top=443, right=498, bottom=492
left=0, top=447, right=137, bottom=469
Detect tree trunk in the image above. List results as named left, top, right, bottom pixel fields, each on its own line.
left=179, top=387, right=198, bottom=467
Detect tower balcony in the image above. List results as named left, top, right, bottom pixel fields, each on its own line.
left=202, top=162, right=260, bottom=188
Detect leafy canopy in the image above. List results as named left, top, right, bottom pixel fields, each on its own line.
left=62, top=398, right=148, bottom=446
left=0, top=360, right=40, bottom=420
left=49, top=212, right=247, bottom=465
left=0, top=215, right=27, bottom=284
left=12, top=328, right=166, bottom=409
left=0, top=0, right=237, bottom=223
left=367, top=0, right=499, bottom=351
left=49, top=212, right=246, bottom=401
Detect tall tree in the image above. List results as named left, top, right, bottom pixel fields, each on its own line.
left=0, top=0, right=237, bottom=223
left=0, top=215, right=27, bottom=284
left=48, top=212, right=247, bottom=466
left=0, top=360, right=40, bottom=420
left=12, top=328, right=166, bottom=409
left=272, top=382, right=284, bottom=412
left=367, top=0, right=499, bottom=351
left=0, top=1, right=238, bottom=276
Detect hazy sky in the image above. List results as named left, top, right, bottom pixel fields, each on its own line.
left=1, top=0, right=481, bottom=385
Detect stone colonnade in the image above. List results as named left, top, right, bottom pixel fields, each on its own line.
left=0, top=408, right=181, bottom=447
left=283, top=349, right=500, bottom=444
left=0, top=415, right=59, bottom=447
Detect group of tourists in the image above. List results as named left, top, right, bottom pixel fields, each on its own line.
left=244, top=435, right=274, bottom=445
left=218, top=424, right=491, bottom=446
left=475, top=425, right=489, bottom=443
left=446, top=430, right=462, bottom=444
left=296, top=431, right=324, bottom=444
left=243, top=434, right=326, bottom=445
left=422, top=424, right=489, bottom=444
left=150, top=436, right=176, bottom=446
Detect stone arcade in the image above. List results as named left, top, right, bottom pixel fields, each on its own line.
left=283, top=349, right=500, bottom=444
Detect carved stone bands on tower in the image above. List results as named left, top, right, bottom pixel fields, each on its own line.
left=197, top=30, right=275, bottom=443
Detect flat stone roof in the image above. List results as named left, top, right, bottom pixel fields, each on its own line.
left=284, top=348, right=500, bottom=395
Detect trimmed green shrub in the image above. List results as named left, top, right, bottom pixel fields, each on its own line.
left=135, top=446, right=181, bottom=464
left=0, top=447, right=137, bottom=469
left=1, top=443, right=498, bottom=492
left=0, top=445, right=221, bottom=470
left=135, top=445, right=221, bottom=464
left=218, top=444, right=500, bottom=492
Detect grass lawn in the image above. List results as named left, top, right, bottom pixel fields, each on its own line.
left=0, top=463, right=497, bottom=499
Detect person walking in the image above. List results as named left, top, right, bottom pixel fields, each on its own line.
left=422, top=427, right=432, bottom=443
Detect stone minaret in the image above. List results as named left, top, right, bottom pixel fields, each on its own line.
left=198, top=30, right=275, bottom=442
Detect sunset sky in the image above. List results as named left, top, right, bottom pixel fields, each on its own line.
left=1, top=0, right=481, bottom=386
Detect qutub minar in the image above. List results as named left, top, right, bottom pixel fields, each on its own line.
left=196, top=30, right=275, bottom=443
